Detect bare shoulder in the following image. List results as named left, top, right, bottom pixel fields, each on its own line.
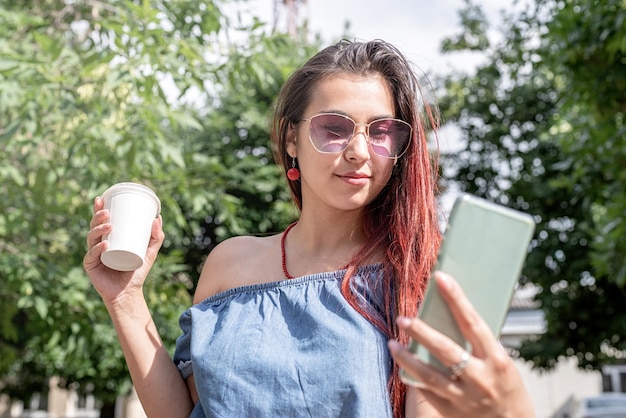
left=193, top=234, right=282, bottom=304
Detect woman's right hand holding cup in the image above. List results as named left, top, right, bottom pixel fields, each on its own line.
left=83, top=196, right=165, bottom=306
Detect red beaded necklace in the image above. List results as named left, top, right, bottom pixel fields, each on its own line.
left=281, top=222, right=298, bottom=279
left=280, top=222, right=350, bottom=280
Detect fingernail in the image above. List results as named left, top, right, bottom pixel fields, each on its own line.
left=435, top=270, right=452, bottom=289
left=396, top=316, right=412, bottom=328
left=387, top=339, right=402, bottom=353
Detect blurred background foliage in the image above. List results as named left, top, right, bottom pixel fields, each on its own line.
left=1, top=0, right=625, bottom=416
left=438, top=0, right=626, bottom=370
left=0, top=0, right=319, bottom=412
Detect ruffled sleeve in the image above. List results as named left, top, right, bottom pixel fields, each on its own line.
left=173, top=308, right=194, bottom=379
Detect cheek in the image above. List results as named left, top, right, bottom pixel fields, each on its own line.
left=376, top=160, right=395, bottom=186
left=298, top=152, right=334, bottom=178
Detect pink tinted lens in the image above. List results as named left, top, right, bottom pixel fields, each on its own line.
left=309, top=114, right=354, bottom=153
left=369, top=119, right=411, bottom=157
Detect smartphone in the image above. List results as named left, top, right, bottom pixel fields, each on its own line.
left=399, top=194, right=535, bottom=386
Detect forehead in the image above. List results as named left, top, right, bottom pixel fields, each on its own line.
left=305, top=73, right=396, bottom=119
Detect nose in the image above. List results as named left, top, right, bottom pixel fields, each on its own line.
left=343, top=127, right=370, bottom=161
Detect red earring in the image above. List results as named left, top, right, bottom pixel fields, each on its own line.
left=287, top=157, right=300, bottom=181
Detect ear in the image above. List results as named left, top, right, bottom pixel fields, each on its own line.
left=286, top=122, right=298, bottom=158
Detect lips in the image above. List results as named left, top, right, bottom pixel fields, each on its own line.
left=337, top=172, right=371, bottom=185
left=338, top=171, right=369, bottom=178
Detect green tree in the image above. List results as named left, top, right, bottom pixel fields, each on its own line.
left=438, top=0, right=626, bottom=371
left=0, top=0, right=317, bottom=415
left=177, top=31, right=321, bottom=279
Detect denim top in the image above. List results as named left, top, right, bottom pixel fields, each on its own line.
left=173, top=264, right=393, bottom=418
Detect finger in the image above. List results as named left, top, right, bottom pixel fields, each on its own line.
left=86, top=222, right=112, bottom=249
left=434, top=271, right=500, bottom=358
left=94, top=195, right=104, bottom=209
left=388, top=340, right=463, bottom=399
left=396, top=316, right=473, bottom=378
left=89, top=206, right=109, bottom=230
left=153, top=214, right=163, bottom=236
left=83, top=239, right=107, bottom=272
left=144, top=215, right=165, bottom=263
left=91, top=195, right=104, bottom=216
left=150, top=215, right=164, bottom=244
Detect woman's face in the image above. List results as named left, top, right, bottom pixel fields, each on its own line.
left=287, top=73, right=397, bottom=216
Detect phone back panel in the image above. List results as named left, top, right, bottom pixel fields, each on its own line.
left=408, top=194, right=535, bottom=373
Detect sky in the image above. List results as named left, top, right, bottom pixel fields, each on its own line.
left=251, top=0, right=513, bottom=75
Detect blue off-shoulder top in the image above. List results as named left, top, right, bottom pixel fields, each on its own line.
left=173, top=264, right=393, bottom=418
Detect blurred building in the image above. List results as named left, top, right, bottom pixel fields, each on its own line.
left=0, top=379, right=145, bottom=418
left=502, top=284, right=625, bottom=418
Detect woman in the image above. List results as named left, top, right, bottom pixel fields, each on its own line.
left=84, top=39, right=534, bottom=417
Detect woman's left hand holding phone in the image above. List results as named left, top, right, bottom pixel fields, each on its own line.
left=389, top=272, right=535, bottom=418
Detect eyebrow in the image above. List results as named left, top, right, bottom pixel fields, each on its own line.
left=318, top=110, right=395, bottom=121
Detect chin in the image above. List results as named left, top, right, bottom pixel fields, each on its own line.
left=336, top=196, right=376, bottom=212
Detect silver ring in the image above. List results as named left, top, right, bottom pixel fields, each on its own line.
left=449, top=349, right=471, bottom=380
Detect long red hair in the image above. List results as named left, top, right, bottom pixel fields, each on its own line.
left=271, top=39, right=441, bottom=417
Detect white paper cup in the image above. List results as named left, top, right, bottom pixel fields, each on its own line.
left=100, top=182, right=161, bottom=271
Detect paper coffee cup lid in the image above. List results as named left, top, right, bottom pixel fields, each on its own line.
left=102, top=182, right=161, bottom=214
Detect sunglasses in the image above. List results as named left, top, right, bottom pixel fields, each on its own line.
left=300, top=113, right=412, bottom=159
